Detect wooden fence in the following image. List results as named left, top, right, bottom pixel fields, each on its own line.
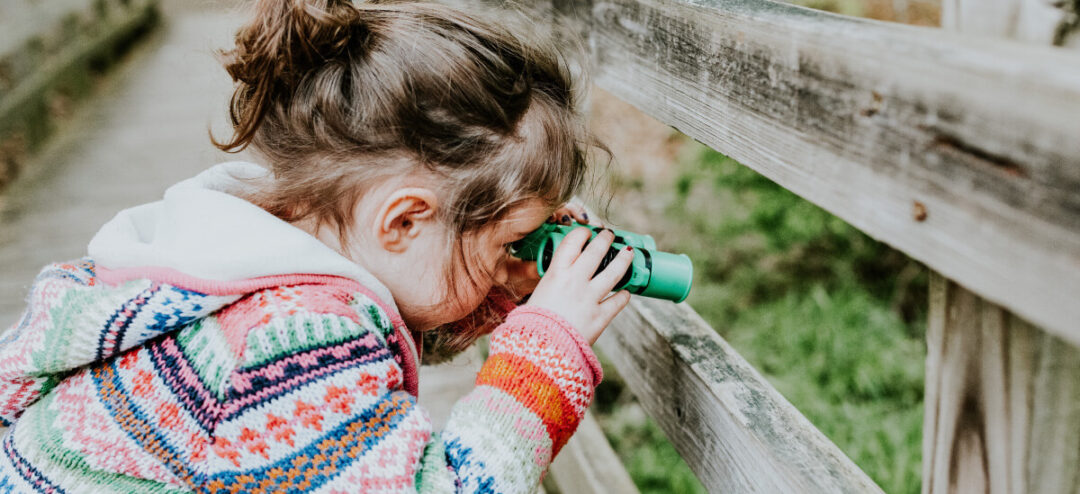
left=439, top=0, right=1080, bottom=491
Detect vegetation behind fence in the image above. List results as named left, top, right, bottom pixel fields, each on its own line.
left=440, top=0, right=1080, bottom=491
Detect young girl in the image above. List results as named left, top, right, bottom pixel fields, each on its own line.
left=0, top=0, right=634, bottom=492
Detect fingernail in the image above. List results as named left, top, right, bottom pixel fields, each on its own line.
left=582, top=213, right=589, bottom=221
left=624, top=246, right=633, bottom=252
left=561, top=214, right=571, bottom=224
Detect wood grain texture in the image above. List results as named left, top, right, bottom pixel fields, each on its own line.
left=440, top=0, right=1080, bottom=344
left=548, top=412, right=640, bottom=494
left=593, top=296, right=883, bottom=493
left=923, top=6, right=1080, bottom=493
left=923, top=273, right=1080, bottom=494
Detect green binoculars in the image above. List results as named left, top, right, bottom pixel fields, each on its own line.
left=509, top=222, right=693, bottom=303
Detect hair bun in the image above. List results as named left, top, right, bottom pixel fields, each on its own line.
left=216, top=0, right=366, bottom=150
left=226, top=0, right=364, bottom=86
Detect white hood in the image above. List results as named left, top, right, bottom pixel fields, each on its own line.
left=87, top=161, right=397, bottom=311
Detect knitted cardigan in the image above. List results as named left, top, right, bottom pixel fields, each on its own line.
left=0, top=163, right=603, bottom=493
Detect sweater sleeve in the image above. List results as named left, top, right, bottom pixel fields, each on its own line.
left=0, top=259, right=236, bottom=425
left=201, top=298, right=600, bottom=494
left=419, top=305, right=603, bottom=493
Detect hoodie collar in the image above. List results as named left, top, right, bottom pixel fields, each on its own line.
left=87, top=161, right=399, bottom=315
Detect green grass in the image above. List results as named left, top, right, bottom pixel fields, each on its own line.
left=725, top=287, right=925, bottom=494
left=595, top=138, right=927, bottom=494
left=602, top=410, right=708, bottom=494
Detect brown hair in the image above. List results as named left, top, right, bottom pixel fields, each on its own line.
left=215, top=0, right=605, bottom=361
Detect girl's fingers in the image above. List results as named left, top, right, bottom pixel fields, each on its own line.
left=591, top=290, right=632, bottom=342
left=549, top=227, right=592, bottom=269
left=567, top=204, right=604, bottom=227
left=590, top=246, right=634, bottom=294
left=572, top=229, right=615, bottom=277
left=564, top=203, right=589, bottom=224
left=551, top=203, right=600, bottom=227
left=550, top=206, right=578, bottom=225
left=600, top=290, right=632, bottom=313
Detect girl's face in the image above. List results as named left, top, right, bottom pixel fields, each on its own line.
left=416, top=199, right=551, bottom=329
left=294, top=184, right=551, bottom=333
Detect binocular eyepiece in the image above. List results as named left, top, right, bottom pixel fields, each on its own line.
left=509, top=222, right=693, bottom=303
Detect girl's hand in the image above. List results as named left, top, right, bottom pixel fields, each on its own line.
left=504, top=201, right=601, bottom=302
left=525, top=227, right=634, bottom=344
left=550, top=202, right=603, bottom=228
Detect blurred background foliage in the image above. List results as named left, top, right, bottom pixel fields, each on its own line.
left=584, top=1, right=938, bottom=492
left=592, top=137, right=928, bottom=494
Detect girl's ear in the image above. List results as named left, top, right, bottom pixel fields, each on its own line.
left=373, top=187, right=439, bottom=253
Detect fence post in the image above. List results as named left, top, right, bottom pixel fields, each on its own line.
left=923, top=0, right=1080, bottom=484
left=924, top=5, right=1080, bottom=493
left=923, top=274, right=1080, bottom=493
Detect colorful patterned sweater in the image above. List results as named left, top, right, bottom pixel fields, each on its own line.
left=0, top=163, right=603, bottom=493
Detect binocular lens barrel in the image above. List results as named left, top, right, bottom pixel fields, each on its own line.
left=535, top=230, right=693, bottom=303
left=539, top=241, right=635, bottom=290
left=512, top=222, right=693, bottom=303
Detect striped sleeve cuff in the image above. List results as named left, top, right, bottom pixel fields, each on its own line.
left=492, top=305, right=603, bottom=391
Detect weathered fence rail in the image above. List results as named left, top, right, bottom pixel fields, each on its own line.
left=440, top=0, right=1080, bottom=492
left=486, top=0, right=1080, bottom=344
left=598, top=297, right=883, bottom=492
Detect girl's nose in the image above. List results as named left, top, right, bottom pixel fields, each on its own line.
left=493, top=261, right=510, bottom=285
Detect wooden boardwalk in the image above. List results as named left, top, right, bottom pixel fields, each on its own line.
left=0, top=2, right=246, bottom=325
